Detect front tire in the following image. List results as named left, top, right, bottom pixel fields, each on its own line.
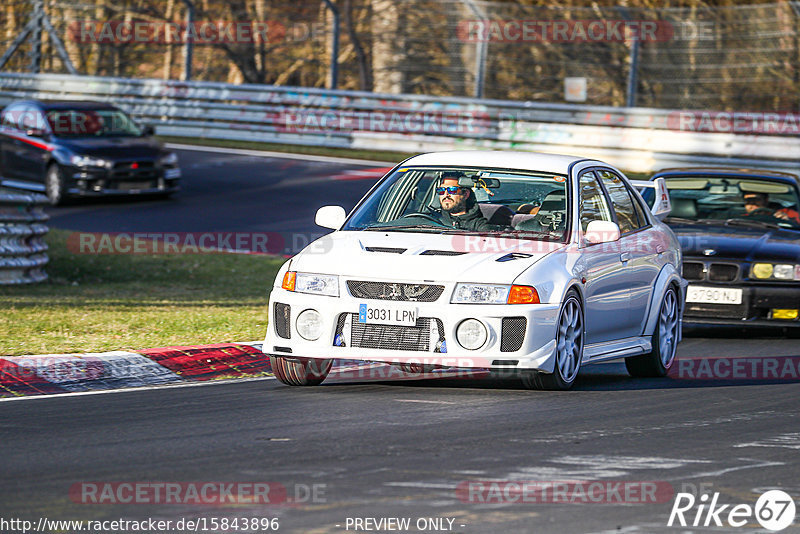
left=625, top=285, right=679, bottom=377
left=45, top=164, right=66, bottom=206
left=270, top=355, right=332, bottom=386
left=522, top=290, right=584, bottom=390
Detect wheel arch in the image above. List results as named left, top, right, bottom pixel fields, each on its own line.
left=642, top=264, right=686, bottom=341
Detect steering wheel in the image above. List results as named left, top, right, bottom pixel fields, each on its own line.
left=398, top=212, right=447, bottom=226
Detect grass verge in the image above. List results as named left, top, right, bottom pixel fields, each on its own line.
left=0, top=229, right=285, bottom=356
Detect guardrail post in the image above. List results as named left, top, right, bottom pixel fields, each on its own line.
left=180, top=0, right=195, bottom=81
left=0, top=191, right=49, bottom=284
left=322, top=0, right=340, bottom=89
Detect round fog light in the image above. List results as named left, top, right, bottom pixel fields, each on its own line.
left=296, top=309, right=323, bottom=341
left=456, top=319, right=488, bottom=350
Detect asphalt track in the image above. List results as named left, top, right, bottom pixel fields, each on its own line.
left=3, top=147, right=799, bottom=533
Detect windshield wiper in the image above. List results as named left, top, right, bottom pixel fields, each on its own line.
left=364, top=224, right=449, bottom=232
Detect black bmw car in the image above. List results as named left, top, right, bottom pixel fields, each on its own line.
left=650, top=168, right=800, bottom=328
left=0, top=99, right=180, bottom=205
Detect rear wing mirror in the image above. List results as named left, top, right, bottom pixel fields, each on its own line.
left=631, top=177, right=671, bottom=221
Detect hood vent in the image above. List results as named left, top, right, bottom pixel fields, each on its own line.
left=420, top=250, right=466, bottom=256
left=365, top=246, right=406, bottom=254
left=497, top=252, right=533, bottom=262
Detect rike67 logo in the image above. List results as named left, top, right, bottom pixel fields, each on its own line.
left=668, top=490, right=796, bottom=531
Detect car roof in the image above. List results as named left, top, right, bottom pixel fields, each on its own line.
left=653, top=167, right=800, bottom=186
left=8, top=99, right=119, bottom=112
left=399, top=151, right=598, bottom=175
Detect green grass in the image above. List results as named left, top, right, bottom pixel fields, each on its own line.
left=0, top=229, right=286, bottom=356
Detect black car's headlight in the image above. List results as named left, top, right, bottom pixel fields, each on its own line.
left=70, top=154, right=110, bottom=168
left=159, top=152, right=179, bottom=166
left=750, top=263, right=800, bottom=281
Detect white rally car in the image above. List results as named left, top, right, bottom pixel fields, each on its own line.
left=264, top=151, right=685, bottom=390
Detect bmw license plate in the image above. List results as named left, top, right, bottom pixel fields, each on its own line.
left=686, top=285, right=743, bottom=305
left=358, top=303, right=418, bottom=326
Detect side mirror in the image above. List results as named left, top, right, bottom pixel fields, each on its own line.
left=315, top=205, right=346, bottom=230
left=584, top=220, right=621, bottom=245
left=141, top=124, right=155, bottom=136
left=25, top=127, right=48, bottom=139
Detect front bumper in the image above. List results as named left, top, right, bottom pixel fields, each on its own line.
left=65, top=163, right=181, bottom=196
left=683, top=283, right=800, bottom=327
left=263, top=285, right=562, bottom=372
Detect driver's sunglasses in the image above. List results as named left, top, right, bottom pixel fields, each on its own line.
left=436, top=186, right=462, bottom=195
left=744, top=197, right=761, bottom=205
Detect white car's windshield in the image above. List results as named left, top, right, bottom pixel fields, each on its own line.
left=663, top=176, right=800, bottom=229
left=343, top=166, right=570, bottom=241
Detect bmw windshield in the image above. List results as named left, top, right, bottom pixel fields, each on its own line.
left=663, top=175, right=800, bottom=229
left=343, top=166, right=570, bottom=242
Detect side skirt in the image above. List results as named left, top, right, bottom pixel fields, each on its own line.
left=584, top=336, right=651, bottom=364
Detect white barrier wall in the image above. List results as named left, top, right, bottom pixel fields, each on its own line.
left=1, top=72, right=798, bottom=173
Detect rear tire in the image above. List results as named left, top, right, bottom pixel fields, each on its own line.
left=45, top=163, right=66, bottom=206
left=270, top=355, right=332, bottom=386
left=625, top=285, right=679, bottom=378
left=522, top=290, right=584, bottom=390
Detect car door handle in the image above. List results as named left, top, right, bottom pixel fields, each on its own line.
left=620, top=252, right=631, bottom=263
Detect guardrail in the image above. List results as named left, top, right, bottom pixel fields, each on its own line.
left=0, top=190, right=49, bottom=284
left=0, top=72, right=798, bottom=173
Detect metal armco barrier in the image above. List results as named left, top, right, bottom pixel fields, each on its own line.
left=0, top=190, right=49, bottom=284
left=0, top=72, right=799, bottom=173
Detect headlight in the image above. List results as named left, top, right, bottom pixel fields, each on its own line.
left=451, top=283, right=540, bottom=304
left=751, top=263, right=800, bottom=281
left=452, top=283, right=510, bottom=304
left=70, top=154, right=110, bottom=168
left=456, top=319, right=488, bottom=350
left=281, top=271, right=339, bottom=297
left=296, top=309, right=323, bottom=341
left=159, top=152, right=178, bottom=165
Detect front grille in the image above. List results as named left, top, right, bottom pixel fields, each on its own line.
left=274, top=302, right=291, bottom=339
left=334, top=313, right=445, bottom=352
left=683, top=261, right=705, bottom=281
left=347, top=280, right=444, bottom=302
left=708, top=264, right=739, bottom=282
left=683, top=261, right=739, bottom=282
left=111, top=161, right=158, bottom=181
left=500, top=317, right=527, bottom=352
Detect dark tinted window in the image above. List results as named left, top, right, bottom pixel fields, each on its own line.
left=597, top=169, right=641, bottom=233
left=579, top=171, right=613, bottom=233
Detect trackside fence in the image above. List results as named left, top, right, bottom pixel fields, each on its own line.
left=0, top=72, right=799, bottom=173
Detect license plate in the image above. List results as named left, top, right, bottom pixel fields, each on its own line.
left=686, top=285, right=743, bottom=305
left=358, top=303, right=418, bottom=326
left=165, top=168, right=181, bottom=178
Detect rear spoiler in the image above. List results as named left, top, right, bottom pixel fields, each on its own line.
left=631, top=177, right=671, bottom=221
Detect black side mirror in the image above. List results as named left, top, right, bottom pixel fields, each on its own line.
left=141, top=124, right=155, bottom=136
left=26, top=128, right=49, bottom=139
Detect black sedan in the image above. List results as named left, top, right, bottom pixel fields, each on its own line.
left=0, top=99, right=180, bottom=204
left=650, top=168, right=800, bottom=328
